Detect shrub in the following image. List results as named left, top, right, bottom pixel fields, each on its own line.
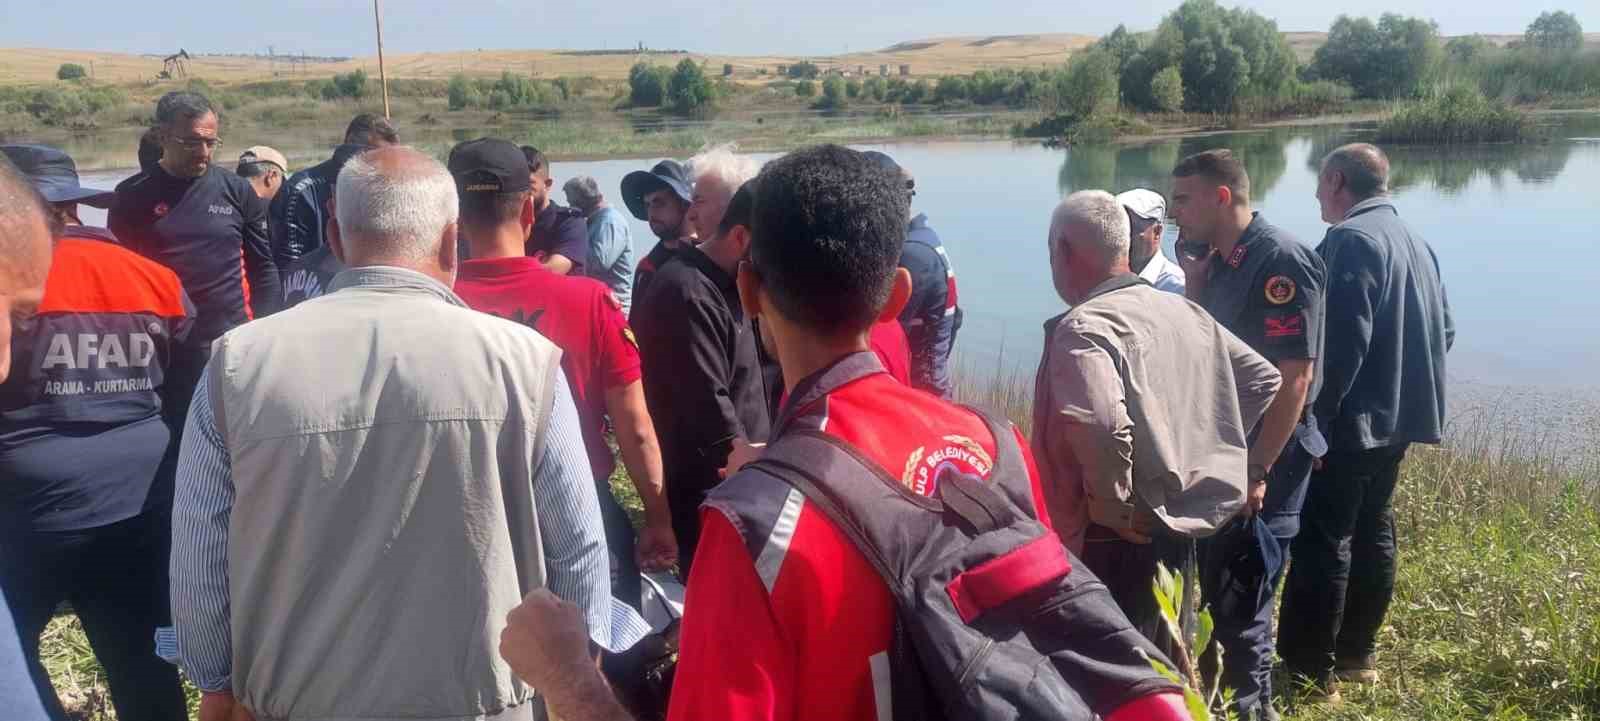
left=845, top=79, right=862, bottom=99
left=1377, top=85, right=1533, bottom=144
left=816, top=75, right=848, bottom=109
left=447, top=75, right=477, bottom=110
left=628, top=62, right=671, bottom=107
left=935, top=75, right=970, bottom=103
left=321, top=69, right=368, bottom=100
left=1308, top=14, right=1441, bottom=99
left=863, top=76, right=887, bottom=102
left=1043, top=48, right=1119, bottom=117
left=787, top=61, right=820, bottom=79
left=668, top=59, right=715, bottom=115
left=1151, top=66, right=1184, bottom=112
left=795, top=79, right=816, bottom=98
left=56, top=64, right=87, bottom=81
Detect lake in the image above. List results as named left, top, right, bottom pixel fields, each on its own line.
left=73, top=113, right=1600, bottom=461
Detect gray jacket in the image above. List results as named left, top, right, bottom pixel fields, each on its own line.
left=1032, top=275, right=1281, bottom=552
left=1315, top=197, right=1454, bottom=452
left=208, top=266, right=571, bottom=720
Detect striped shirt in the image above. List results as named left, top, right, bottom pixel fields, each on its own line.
left=163, top=364, right=648, bottom=692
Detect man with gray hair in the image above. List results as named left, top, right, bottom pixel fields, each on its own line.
left=563, top=175, right=635, bottom=312
left=1033, top=189, right=1280, bottom=658
left=684, top=143, right=760, bottom=242
left=1279, top=143, right=1453, bottom=690
left=169, top=145, right=644, bottom=721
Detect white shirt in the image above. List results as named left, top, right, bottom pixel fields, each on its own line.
left=1138, top=250, right=1187, bottom=295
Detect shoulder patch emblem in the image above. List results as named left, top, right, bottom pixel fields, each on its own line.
left=153, top=202, right=170, bottom=219
left=1265, top=275, right=1296, bottom=305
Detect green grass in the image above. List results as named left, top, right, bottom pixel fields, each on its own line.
left=37, top=364, right=1600, bottom=720
left=1377, top=86, right=1538, bottom=145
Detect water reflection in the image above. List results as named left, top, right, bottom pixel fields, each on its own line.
left=1058, top=127, right=1297, bottom=199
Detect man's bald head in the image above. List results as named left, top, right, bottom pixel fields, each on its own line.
left=0, top=155, right=54, bottom=383
left=1322, top=143, right=1390, bottom=200
left=1316, top=142, right=1391, bottom=224
left=333, top=145, right=460, bottom=284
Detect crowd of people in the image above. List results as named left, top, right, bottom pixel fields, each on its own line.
left=0, top=88, right=1451, bottom=721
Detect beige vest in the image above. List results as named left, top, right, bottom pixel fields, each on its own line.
left=210, top=266, right=561, bottom=721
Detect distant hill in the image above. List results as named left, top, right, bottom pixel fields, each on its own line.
left=3, top=30, right=1597, bottom=86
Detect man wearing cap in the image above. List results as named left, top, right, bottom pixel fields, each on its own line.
left=270, top=113, right=399, bottom=273
left=520, top=146, right=589, bottom=277
left=1, top=144, right=194, bottom=721
left=630, top=181, right=771, bottom=578
left=1117, top=188, right=1185, bottom=295
left=620, top=159, right=693, bottom=306
left=861, top=151, right=963, bottom=398
left=236, top=146, right=288, bottom=202
left=449, top=138, right=677, bottom=613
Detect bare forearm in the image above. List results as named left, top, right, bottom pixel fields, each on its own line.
left=542, top=661, right=636, bottom=721
left=1249, top=361, right=1313, bottom=469
left=606, top=384, right=669, bottom=524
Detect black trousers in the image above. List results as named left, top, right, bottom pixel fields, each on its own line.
left=1079, top=525, right=1197, bottom=667
left=1278, top=444, right=1409, bottom=680
left=0, top=511, right=185, bottom=721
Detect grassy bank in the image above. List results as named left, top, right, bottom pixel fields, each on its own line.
left=1377, top=86, right=1539, bottom=144
left=37, top=365, right=1600, bottom=720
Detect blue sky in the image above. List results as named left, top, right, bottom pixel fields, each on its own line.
left=1, top=0, right=1595, bottom=57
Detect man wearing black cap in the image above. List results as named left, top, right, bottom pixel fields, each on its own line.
left=620, top=159, right=693, bottom=306
left=861, top=151, right=963, bottom=398
left=449, top=139, right=678, bottom=611
left=1, top=144, right=194, bottom=721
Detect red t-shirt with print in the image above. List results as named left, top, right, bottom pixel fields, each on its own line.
left=455, top=256, right=641, bottom=481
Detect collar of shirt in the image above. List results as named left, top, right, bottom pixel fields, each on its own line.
left=64, top=225, right=119, bottom=244
left=1212, top=211, right=1268, bottom=271
left=457, top=254, right=546, bottom=280
left=681, top=246, right=738, bottom=294
left=774, top=350, right=885, bottom=434
left=1137, top=252, right=1178, bottom=285
left=327, top=265, right=466, bottom=308
left=1343, top=196, right=1396, bottom=221
left=534, top=200, right=572, bottom=230
left=910, top=212, right=930, bottom=232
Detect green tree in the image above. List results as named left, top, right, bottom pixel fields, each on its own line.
left=787, top=61, right=820, bottom=79
left=447, top=73, right=479, bottom=110
left=628, top=62, right=669, bottom=106
left=1444, top=35, right=1496, bottom=64
left=1045, top=48, right=1119, bottom=117
left=934, top=75, right=970, bottom=103
left=1151, top=66, right=1185, bottom=112
left=1121, top=0, right=1298, bottom=113
left=795, top=79, right=816, bottom=98
left=845, top=78, right=862, bottom=98
left=818, top=75, right=848, bottom=109
left=863, top=76, right=887, bottom=102
left=56, top=63, right=87, bottom=81
left=1309, top=14, right=1440, bottom=99
left=1525, top=11, right=1584, bottom=52
left=668, top=59, right=715, bottom=114
left=904, top=79, right=931, bottom=104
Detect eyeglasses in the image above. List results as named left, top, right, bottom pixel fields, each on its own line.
left=171, top=136, right=222, bottom=150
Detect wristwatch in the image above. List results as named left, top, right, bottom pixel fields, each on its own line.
left=1248, top=463, right=1270, bottom=484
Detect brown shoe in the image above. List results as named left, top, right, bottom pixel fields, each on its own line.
left=1334, top=655, right=1380, bottom=685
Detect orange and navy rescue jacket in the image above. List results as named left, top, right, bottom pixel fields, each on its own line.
left=0, top=228, right=194, bottom=532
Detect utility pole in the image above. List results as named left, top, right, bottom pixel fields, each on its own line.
left=374, top=0, right=391, bottom=118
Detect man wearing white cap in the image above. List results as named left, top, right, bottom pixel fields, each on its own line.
left=1117, top=188, right=1185, bottom=295
left=236, top=146, right=288, bottom=202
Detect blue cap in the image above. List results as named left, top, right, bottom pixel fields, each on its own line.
left=0, top=144, right=114, bottom=208
left=620, top=159, right=693, bottom=221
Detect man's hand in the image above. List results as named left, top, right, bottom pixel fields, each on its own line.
left=199, top=691, right=255, bottom=721
left=635, top=522, right=678, bottom=572
left=501, top=589, right=594, bottom=691
left=1244, top=479, right=1268, bottom=516
left=719, top=438, right=765, bottom=479
left=1113, top=507, right=1157, bottom=545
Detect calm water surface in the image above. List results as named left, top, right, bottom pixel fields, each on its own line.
left=73, top=113, right=1600, bottom=454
